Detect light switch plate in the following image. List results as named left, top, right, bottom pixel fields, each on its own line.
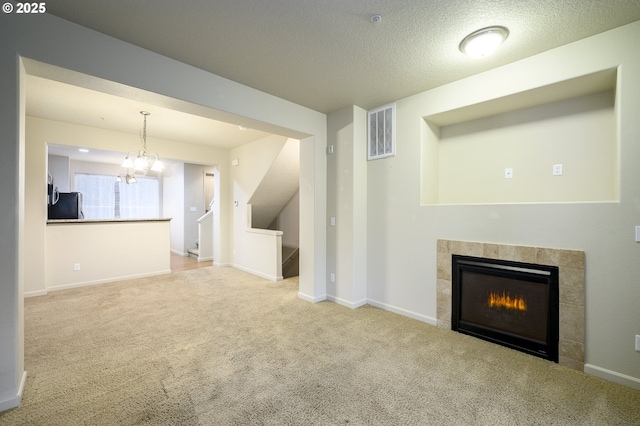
left=504, top=168, right=513, bottom=179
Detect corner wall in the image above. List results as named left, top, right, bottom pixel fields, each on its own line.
left=326, top=106, right=367, bottom=308
left=0, top=11, right=327, bottom=411
left=366, top=21, right=640, bottom=389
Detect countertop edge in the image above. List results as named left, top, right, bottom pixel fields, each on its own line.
left=47, top=218, right=172, bottom=224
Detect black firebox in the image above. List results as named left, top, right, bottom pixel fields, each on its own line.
left=451, top=255, right=559, bottom=362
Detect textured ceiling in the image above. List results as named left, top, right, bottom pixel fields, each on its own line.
left=45, top=0, right=640, bottom=114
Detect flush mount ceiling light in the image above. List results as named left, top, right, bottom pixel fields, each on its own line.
left=459, top=26, right=509, bottom=58
left=119, top=111, right=164, bottom=183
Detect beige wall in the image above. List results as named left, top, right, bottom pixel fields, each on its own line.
left=46, top=221, right=171, bottom=291
left=434, top=91, right=616, bottom=204
left=24, top=116, right=229, bottom=295
left=365, top=21, right=640, bottom=388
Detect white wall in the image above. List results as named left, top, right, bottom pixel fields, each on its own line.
left=48, top=155, right=70, bottom=192
left=163, top=162, right=185, bottom=255
left=0, top=45, right=25, bottom=411
left=184, top=163, right=214, bottom=252
left=326, top=106, right=367, bottom=308
left=1, top=12, right=327, bottom=411
left=365, top=21, right=640, bottom=389
left=275, top=190, right=300, bottom=248
left=230, top=135, right=288, bottom=270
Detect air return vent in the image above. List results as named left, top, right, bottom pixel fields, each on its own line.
left=368, top=103, right=396, bottom=160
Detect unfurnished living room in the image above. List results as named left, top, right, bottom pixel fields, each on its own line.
left=2, top=1, right=640, bottom=425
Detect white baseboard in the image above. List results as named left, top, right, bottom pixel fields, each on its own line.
left=24, top=289, right=48, bottom=298
left=584, top=364, right=640, bottom=390
left=0, top=371, right=27, bottom=412
left=231, top=263, right=282, bottom=282
left=46, top=270, right=172, bottom=293
left=326, top=295, right=367, bottom=309
left=213, top=261, right=231, bottom=267
left=367, top=298, right=438, bottom=325
left=298, top=291, right=327, bottom=303
left=170, top=249, right=188, bottom=257
left=197, top=256, right=213, bottom=262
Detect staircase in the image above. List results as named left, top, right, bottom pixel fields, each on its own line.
left=282, top=245, right=299, bottom=278
left=188, top=209, right=213, bottom=261
left=240, top=138, right=300, bottom=280
left=248, top=139, right=299, bottom=229
left=188, top=245, right=199, bottom=258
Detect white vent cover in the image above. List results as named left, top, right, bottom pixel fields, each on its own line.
left=368, top=103, right=396, bottom=160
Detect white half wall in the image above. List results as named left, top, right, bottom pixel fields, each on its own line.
left=44, top=221, right=171, bottom=293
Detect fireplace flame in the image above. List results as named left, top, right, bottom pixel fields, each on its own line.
left=488, top=291, right=527, bottom=311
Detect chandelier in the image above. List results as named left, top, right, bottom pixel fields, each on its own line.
left=117, top=111, right=164, bottom=184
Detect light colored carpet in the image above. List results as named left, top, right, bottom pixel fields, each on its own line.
left=1, top=266, right=639, bottom=425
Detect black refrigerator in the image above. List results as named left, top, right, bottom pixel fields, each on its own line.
left=48, top=192, right=84, bottom=220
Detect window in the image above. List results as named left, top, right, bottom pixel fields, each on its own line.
left=74, top=173, right=159, bottom=219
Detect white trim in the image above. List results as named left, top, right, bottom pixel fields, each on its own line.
left=298, top=291, right=327, bottom=303
left=326, top=295, right=367, bottom=309
left=24, top=289, right=48, bottom=298
left=0, top=371, right=27, bottom=412
left=197, top=256, right=213, bottom=262
left=213, top=261, right=231, bottom=267
left=231, top=264, right=282, bottom=282
left=367, top=298, right=437, bottom=325
left=246, top=228, right=283, bottom=236
left=170, top=249, right=189, bottom=257
left=46, top=270, right=172, bottom=292
left=584, top=364, right=640, bottom=390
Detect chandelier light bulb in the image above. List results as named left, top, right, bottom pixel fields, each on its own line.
left=134, top=155, right=147, bottom=171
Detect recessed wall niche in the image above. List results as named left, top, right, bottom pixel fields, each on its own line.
left=420, top=69, right=619, bottom=205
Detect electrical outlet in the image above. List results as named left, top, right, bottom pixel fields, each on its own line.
left=73, top=263, right=80, bottom=272
left=330, top=273, right=335, bottom=283
left=553, top=164, right=563, bottom=176
left=636, top=335, right=640, bottom=352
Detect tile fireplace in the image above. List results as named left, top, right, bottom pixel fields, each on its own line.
left=437, top=240, right=584, bottom=371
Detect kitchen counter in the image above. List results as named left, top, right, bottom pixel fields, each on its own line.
left=47, top=218, right=171, bottom=224
left=43, top=218, right=172, bottom=293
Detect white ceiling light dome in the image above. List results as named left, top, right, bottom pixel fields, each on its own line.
left=459, top=26, right=509, bottom=58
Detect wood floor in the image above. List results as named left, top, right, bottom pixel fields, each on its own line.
left=170, top=252, right=213, bottom=273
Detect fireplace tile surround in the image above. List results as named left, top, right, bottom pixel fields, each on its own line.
left=437, top=240, right=585, bottom=371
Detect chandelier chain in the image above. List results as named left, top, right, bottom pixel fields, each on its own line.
left=141, top=111, right=148, bottom=154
